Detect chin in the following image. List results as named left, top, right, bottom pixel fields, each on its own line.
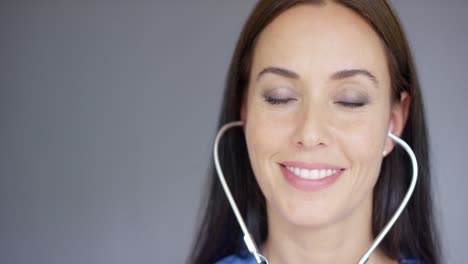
left=290, top=212, right=336, bottom=228
left=274, top=200, right=342, bottom=228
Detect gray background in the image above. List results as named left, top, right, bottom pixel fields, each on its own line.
left=0, top=1, right=466, bottom=263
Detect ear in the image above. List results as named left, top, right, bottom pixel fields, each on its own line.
left=384, top=91, right=411, bottom=155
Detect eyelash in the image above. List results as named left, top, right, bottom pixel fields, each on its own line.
left=264, top=96, right=366, bottom=108
left=335, top=101, right=366, bottom=108
left=264, top=97, right=295, bottom=105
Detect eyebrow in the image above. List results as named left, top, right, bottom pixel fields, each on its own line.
left=257, top=67, right=299, bottom=80
left=331, top=69, right=378, bottom=87
left=257, top=66, right=378, bottom=87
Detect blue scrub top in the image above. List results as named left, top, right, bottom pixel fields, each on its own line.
left=215, top=253, right=428, bottom=264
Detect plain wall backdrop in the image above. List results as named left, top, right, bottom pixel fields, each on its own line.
left=0, top=1, right=466, bottom=263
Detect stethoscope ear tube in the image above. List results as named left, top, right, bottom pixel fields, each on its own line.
left=214, top=122, right=418, bottom=264
left=357, top=132, right=418, bottom=264
left=213, top=121, right=265, bottom=263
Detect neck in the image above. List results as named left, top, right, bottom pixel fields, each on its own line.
left=261, top=195, right=396, bottom=264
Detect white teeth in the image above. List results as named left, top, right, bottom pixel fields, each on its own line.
left=319, top=170, right=325, bottom=178
left=286, top=166, right=340, bottom=179
left=294, top=167, right=300, bottom=175
left=311, top=170, right=319, bottom=178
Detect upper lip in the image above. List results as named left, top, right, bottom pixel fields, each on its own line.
left=280, top=161, right=344, bottom=170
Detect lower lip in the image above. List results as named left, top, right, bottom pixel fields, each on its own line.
left=280, top=165, right=344, bottom=192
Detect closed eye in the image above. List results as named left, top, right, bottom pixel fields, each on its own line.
left=264, top=96, right=296, bottom=105
left=335, top=101, right=366, bottom=108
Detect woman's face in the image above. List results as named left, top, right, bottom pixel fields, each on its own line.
left=242, top=3, right=408, bottom=227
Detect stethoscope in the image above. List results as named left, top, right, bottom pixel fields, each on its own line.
left=213, top=121, right=418, bottom=264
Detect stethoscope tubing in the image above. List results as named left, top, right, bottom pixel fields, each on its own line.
left=213, top=121, right=418, bottom=264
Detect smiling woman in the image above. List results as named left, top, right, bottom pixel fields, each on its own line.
left=189, top=1, right=441, bottom=264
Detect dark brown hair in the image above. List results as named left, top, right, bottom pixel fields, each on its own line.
left=189, top=1, right=441, bottom=263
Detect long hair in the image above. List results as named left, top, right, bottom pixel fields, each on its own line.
left=189, top=1, right=441, bottom=263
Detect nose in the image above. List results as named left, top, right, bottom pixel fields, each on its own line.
left=292, top=103, right=331, bottom=149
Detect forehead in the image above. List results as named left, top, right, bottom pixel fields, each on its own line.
left=251, top=3, right=390, bottom=87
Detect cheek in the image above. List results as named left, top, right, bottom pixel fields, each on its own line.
left=331, top=98, right=389, bottom=153
left=244, top=106, right=294, bottom=196
left=244, top=108, right=287, bottom=168
left=340, top=120, right=383, bottom=158
left=245, top=96, right=292, bottom=149
left=334, top=112, right=388, bottom=184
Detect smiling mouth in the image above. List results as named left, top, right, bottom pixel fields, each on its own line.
left=283, top=165, right=344, bottom=180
